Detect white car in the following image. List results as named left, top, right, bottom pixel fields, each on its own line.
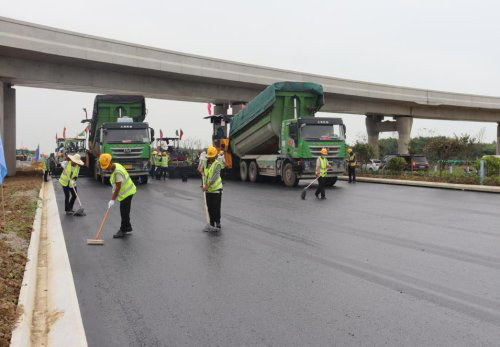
left=362, top=159, right=382, bottom=172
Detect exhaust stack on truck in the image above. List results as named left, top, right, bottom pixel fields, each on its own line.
left=226, top=82, right=346, bottom=187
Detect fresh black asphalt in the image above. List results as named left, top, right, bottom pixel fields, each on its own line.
left=54, top=176, right=500, bottom=346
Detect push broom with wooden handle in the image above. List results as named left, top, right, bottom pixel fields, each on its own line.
left=87, top=207, right=110, bottom=245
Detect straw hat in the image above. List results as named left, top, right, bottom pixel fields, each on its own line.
left=68, top=153, right=84, bottom=166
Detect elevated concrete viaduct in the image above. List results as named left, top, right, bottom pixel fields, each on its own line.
left=1, top=16, right=500, bottom=173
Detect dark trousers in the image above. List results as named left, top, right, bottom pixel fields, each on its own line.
left=156, top=167, right=167, bottom=180
left=120, top=195, right=133, bottom=231
left=205, top=191, right=222, bottom=226
left=348, top=166, right=356, bottom=182
left=315, top=176, right=326, bottom=198
left=62, top=185, right=77, bottom=212
left=43, top=171, right=49, bottom=182
left=150, top=165, right=156, bottom=176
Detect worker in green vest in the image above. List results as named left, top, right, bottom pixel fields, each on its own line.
left=99, top=154, right=137, bottom=239
left=346, top=148, right=357, bottom=183
left=315, top=148, right=331, bottom=199
left=157, top=151, right=169, bottom=180
left=42, top=154, right=49, bottom=182
left=59, top=154, right=84, bottom=215
left=202, top=146, right=223, bottom=232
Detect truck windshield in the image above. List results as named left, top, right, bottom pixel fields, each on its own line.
left=301, top=124, right=344, bottom=141
left=104, top=129, right=149, bottom=144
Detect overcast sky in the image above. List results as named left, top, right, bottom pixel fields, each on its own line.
left=3, top=0, right=500, bottom=153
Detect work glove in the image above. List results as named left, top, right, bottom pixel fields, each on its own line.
left=108, top=200, right=115, bottom=209
left=70, top=179, right=76, bottom=187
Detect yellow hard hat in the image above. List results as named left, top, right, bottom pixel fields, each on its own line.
left=162, top=152, right=167, bottom=156
left=153, top=151, right=157, bottom=155
left=99, top=153, right=112, bottom=170
left=347, top=148, right=353, bottom=153
left=207, top=146, right=217, bottom=158
left=320, top=148, right=328, bottom=155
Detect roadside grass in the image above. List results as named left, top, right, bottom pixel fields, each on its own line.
left=0, top=171, right=42, bottom=347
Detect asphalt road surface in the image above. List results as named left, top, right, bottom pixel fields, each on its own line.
left=54, top=176, right=500, bottom=347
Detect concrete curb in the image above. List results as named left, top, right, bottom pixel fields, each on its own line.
left=9, top=182, right=44, bottom=347
left=338, top=175, right=500, bottom=193
left=45, top=181, right=88, bottom=346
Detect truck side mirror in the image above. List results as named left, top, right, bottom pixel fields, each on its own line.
left=150, top=128, right=155, bottom=142
left=342, top=124, right=346, bottom=136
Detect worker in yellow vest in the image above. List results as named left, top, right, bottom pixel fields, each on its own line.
left=59, top=154, right=84, bottom=215
left=315, top=148, right=332, bottom=199
left=42, top=154, right=49, bottom=182
left=156, top=151, right=169, bottom=180
left=150, top=150, right=158, bottom=177
left=202, top=147, right=223, bottom=232
left=346, top=148, right=357, bottom=183
left=99, top=154, right=137, bottom=239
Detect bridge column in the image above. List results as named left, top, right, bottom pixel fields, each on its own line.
left=497, top=123, right=500, bottom=155
left=396, top=116, right=413, bottom=155
left=0, top=83, right=16, bottom=176
left=231, top=102, right=245, bottom=115
left=366, top=115, right=382, bottom=158
left=213, top=104, right=228, bottom=116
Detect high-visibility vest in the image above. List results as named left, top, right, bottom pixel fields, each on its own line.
left=42, top=160, right=47, bottom=172
left=160, top=156, right=169, bottom=168
left=204, top=160, right=223, bottom=192
left=110, top=163, right=137, bottom=201
left=59, top=162, right=79, bottom=188
left=217, top=156, right=225, bottom=169
left=347, top=153, right=356, bottom=167
left=153, top=155, right=160, bottom=166
left=319, top=157, right=328, bottom=177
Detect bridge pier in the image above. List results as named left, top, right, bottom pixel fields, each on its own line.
left=497, top=123, right=500, bottom=155
left=365, top=114, right=413, bottom=157
left=0, top=83, right=16, bottom=176
left=231, top=102, right=245, bottom=115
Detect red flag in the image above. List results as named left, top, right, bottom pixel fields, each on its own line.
left=160, top=129, right=163, bottom=140
left=180, top=129, right=184, bottom=140
left=207, top=103, right=212, bottom=116
left=63, top=127, right=66, bottom=139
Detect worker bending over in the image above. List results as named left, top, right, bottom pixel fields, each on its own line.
left=202, top=147, right=223, bottom=232
left=315, top=148, right=331, bottom=199
left=346, top=148, right=357, bottom=183
left=99, top=154, right=137, bottom=239
left=59, top=154, right=84, bottom=215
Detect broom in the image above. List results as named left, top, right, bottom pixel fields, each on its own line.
left=300, top=178, right=319, bottom=200
left=72, top=187, right=86, bottom=216
left=86, top=207, right=110, bottom=245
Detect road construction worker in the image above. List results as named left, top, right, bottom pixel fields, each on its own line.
left=157, top=152, right=169, bottom=180
left=315, top=148, right=332, bottom=199
left=42, top=154, right=49, bottom=182
left=150, top=150, right=158, bottom=176
left=346, top=148, right=357, bottom=183
left=59, top=153, right=84, bottom=215
left=99, top=154, right=137, bottom=239
left=202, top=147, right=223, bottom=232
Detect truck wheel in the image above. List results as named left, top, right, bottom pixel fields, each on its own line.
left=240, top=161, right=248, bottom=181
left=283, top=162, right=299, bottom=187
left=94, top=163, right=100, bottom=181
left=324, top=177, right=338, bottom=187
left=248, top=161, right=259, bottom=183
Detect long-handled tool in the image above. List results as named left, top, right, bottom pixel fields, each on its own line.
left=300, top=178, right=319, bottom=200
left=86, top=207, right=110, bottom=245
left=72, top=187, right=86, bottom=216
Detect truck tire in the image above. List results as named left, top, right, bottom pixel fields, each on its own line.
left=324, top=177, right=338, bottom=187
left=283, top=162, right=299, bottom=187
left=94, top=162, right=100, bottom=182
left=248, top=161, right=259, bottom=183
left=240, top=161, right=248, bottom=181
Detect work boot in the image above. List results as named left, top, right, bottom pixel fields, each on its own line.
left=203, top=224, right=212, bottom=232
left=113, top=230, right=126, bottom=238
left=66, top=210, right=75, bottom=216
left=122, top=227, right=133, bottom=235
left=321, top=196, right=327, bottom=200
left=215, top=224, right=222, bottom=232
left=315, top=193, right=320, bottom=199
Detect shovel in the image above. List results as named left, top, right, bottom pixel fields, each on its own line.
left=86, top=207, right=110, bottom=245
left=300, top=178, right=319, bottom=200
left=72, top=187, right=86, bottom=216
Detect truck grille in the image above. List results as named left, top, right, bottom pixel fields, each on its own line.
left=110, top=147, right=144, bottom=159
left=309, top=146, right=341, bottom=158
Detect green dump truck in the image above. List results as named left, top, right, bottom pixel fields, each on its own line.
left=229, top=82, right=346, bottom=187
left=83, top=95, right=154, bottom=184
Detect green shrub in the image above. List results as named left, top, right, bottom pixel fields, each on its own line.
left=475, top=157, right=500, bottom=176
left=385, top=157, right=406, bottom=172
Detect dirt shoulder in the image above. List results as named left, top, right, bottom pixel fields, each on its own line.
left=0, top=171, right=42, bottom=347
